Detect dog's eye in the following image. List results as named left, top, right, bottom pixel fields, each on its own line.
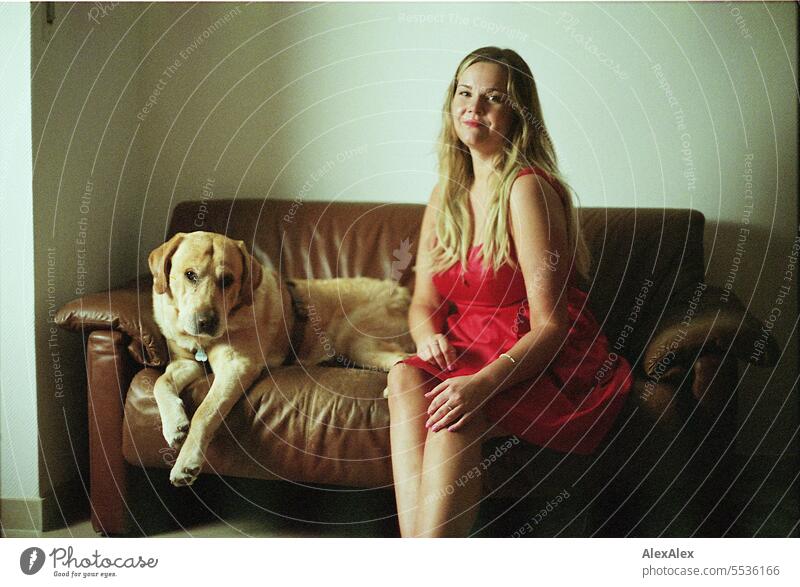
left=219, top=275, right=234, bottom=289
left=185, top=270, right=198, bottom=283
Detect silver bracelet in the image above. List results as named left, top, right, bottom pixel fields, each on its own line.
left=499, top=352, right=516, bottom=364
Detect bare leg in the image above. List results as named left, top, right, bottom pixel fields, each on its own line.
left=414, top=412, right=495, bottom=538
left=386, top=364, right=436, bottom=537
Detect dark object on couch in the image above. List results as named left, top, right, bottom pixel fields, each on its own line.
left=56, top=199, right=780, bottom=537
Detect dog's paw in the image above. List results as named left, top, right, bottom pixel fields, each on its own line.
left=161, top=408, right=191, bottom=450
left=169, top=446, right=204, bottom=486
left=169, top=459, right=202, bottom=487
left=163, top=422, right=189, bottom=450
left=169, top=465, right=201, bottom=487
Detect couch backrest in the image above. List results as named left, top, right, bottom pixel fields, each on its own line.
left=169, top=199, right=706, bottom=363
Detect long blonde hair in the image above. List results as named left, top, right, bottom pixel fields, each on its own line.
left=430, top=46, right=591, bottom=283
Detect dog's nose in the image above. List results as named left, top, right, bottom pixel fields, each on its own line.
left=195, top=313, right=218, bottom=335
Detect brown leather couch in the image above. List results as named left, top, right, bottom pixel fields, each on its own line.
left=56, top=199, right=780, bottom=537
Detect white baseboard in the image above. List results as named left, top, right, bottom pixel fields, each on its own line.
left=1, top=475, right=88, bottom=535
left=0, top=495, right=44, bottom=535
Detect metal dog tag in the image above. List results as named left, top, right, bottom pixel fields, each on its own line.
left=194, top=347, right=208, bottom=362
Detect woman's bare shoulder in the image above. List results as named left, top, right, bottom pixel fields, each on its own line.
left=509, top=172, right=563, bottom=212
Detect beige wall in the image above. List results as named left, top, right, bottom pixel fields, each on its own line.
left=25, top=0, right=799, bottom=504
left=30, top=1, right=147, bottom=498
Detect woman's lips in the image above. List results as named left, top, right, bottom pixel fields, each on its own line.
left=463, top=119, right=481, bottom=128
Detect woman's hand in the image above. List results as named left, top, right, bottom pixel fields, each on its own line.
left=424, top=375, right=494, bottom=432
left=416, top=333, right=457, bottom=372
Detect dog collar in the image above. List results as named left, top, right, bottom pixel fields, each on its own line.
left=282, top=279, right=309, bottom=366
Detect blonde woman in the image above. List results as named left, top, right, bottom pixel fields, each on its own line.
left=386, top=47, right=633, bottom=537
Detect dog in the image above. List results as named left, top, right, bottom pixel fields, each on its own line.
left=149, top=231, right=414, bottom=486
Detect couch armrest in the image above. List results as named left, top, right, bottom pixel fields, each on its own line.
left=87, top=330, right=140, bottom=535
left=54, top=277, right=167, bottom=368
left=643, top=283, right=780, bottom=379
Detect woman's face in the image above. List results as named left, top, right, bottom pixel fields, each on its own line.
left=451, top=61, right=514, bottom=156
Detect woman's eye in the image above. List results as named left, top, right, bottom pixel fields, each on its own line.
left=458, top=90, right=471, bottom=97
left=487, top=93, right=502, bottom=103
left=185, top=271, right=198, bottom=283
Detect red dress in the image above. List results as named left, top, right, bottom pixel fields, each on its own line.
left=402, top=167, right=633, bottom=455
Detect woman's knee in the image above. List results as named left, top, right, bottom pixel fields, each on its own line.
left=387, top=364, right=431, bottom=415
left=387, top=364, right=421, bottom=396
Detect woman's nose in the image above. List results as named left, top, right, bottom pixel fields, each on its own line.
left=467, top=96, right=484, bottom=115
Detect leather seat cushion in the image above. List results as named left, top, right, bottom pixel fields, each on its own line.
left=121, top=365, right=570, bottom=497
left=122, top=365, right=394, bottom=487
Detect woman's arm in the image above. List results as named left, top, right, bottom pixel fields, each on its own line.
left=408, top=185, right=457, bottom=371
left=474, top=173, right=571, bottom=393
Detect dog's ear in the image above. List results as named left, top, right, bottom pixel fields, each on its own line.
left=148, top=233, right=185, bottom=295
left=236, top=240, right=263, bottom=306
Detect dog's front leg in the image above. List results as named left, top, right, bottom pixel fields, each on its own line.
left=169, top=358, right=260, bottom=486
left=347, top=339, right=414, bottom=372
left=154, top=359, right=205, bottom=450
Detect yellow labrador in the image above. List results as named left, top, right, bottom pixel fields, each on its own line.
left=149, top=231, right=413, bottom=486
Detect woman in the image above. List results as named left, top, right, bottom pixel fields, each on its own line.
left=386, top=47, right=633, bottom=538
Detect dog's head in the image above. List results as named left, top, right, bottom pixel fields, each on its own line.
left=148, top=231, right=263, bottom=339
